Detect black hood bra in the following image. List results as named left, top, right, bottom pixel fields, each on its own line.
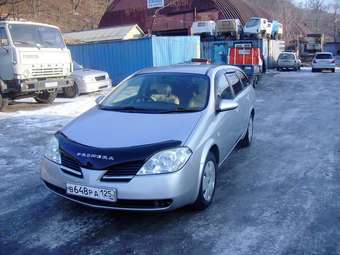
left=56, top=132, right=182, bottom=170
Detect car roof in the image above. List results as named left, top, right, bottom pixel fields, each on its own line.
left=137, top=64, right=239, bottom=75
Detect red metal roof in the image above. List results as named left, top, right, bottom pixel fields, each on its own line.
left=99, top=0, right=272, bottom=33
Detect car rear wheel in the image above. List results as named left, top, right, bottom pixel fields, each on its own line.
left=34, top=90, right=57, bottom=104
left=63, top=83, right=79, bottom=98
left=191, top=152, right=217, bottom=210
left=0, top=93, right=8, bottom=112
left=240, top=115, right=254, bottom=147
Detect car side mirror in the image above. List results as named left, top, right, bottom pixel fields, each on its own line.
left=95, top=95, right=104, bottom=105
left=217, top=100, right=239, bottom=112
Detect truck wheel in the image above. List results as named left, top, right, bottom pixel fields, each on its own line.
left=34, top=90, right=57, bottom=104
left=63, top=83, right=79, bottom=98
left=0, top=94, right=8, bottom=112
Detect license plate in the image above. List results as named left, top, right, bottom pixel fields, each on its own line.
left=45, top=82, right=58, bottom=88
left=66, top=183, right=117, bottom=202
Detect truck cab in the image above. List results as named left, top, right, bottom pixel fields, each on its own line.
left=0, top=20, right=73, bottom=111
left=243, top=17, right=268, bottom=39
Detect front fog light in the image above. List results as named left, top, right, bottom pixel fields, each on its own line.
left=45, top=136, right=61, bottom=164
left=137, top=147, right=192, bottom=175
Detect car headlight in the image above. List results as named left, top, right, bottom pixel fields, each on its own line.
left=45, top=136, right=61, bottom=164
left=137, top=147, right=192, bottom=175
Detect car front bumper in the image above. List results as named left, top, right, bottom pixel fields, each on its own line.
left=78, top=79, right=111, bottom=94
left=40, top=157, right=201, bottom=211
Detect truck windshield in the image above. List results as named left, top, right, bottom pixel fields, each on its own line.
left=245, top=19, right=260, bottom=28
left=99, top=73, right=210, bottom=113
left=8, top=24, right=65, bottom=48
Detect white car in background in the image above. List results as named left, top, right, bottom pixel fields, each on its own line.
left=63, top=61, right=111, bottom=98
left=312, top=52, right=336, bottom=73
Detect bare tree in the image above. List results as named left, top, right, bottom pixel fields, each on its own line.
left=71, top=0, right=81, bottom=15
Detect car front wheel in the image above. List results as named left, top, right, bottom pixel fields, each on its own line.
left=191, top=153, right=217, bottom=210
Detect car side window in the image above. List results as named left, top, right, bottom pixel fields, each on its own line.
left=236, top=71, right=250, bottom=88
left=226, top=73, right=243, bottom=96
left=0, top=27, right=8, bottom=46
left=215, top=70, right=234, bottom=100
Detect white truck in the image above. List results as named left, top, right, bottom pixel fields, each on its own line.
left=0, top=20, right=73, bottom=111
left=191, top=21, right=216, bottom=37
left=215, top=19, right=242, bottom=39
left=243, top=17, right=268, bottom=39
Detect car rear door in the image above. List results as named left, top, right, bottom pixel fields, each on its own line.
left=225, top=72, right=248, bottom=138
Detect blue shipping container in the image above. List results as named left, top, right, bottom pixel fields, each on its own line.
left=68, top=36, right=200, bottom=84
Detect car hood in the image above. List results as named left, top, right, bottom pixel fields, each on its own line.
left=72, top=69, right=107, bottom=77
left=61, top=107, right=203, bottom=148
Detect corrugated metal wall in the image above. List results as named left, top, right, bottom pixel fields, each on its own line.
left=152, top=37, right=200, bottom=66
left=68, top=38, right=153, bottom=84
left=68, top=36, right=201, bottom=84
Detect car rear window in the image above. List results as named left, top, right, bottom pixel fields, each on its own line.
left=279, top=54, right=294, bottom=60
left=315, top=54, right=333, bottom=59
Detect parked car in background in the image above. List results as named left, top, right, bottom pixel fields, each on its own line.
left=312, top=52, right=336, bottom=73
left=271, top=20, right=283, bottom=40
left=277, top=52, right=301, bottom=71
left=243, top=17, right=268, bottom=39
left=215, top=19, right=242, bottom=39
left=62, top=61, right=111, bottom=98
left=41, top=64, right=255, bottom=212
left=191, top=21, right=216, bottom=36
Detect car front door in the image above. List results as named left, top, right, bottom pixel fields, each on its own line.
left=214, top=70, right=239, bottom=158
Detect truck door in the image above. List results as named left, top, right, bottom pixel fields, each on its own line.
left=0, top=26, right=12, bottom=81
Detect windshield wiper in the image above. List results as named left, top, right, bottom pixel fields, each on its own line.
left=160, top=108, right=201, bottom=113
left=99, top=106, right=161, bottom=113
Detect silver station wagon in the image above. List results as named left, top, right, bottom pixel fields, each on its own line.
left=41, top=64, right=256, bottom=211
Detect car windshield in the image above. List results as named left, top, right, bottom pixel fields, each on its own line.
left=73, top=61, right=83, bottom=70
left=279, top=54, right=295, bottom=60
left=315, top=54, right=333, bottom=60
left=245, top=19, right=260, bottom=28
left=99, top=73, right=210, bottom=113
left=8, top=24, right=65, bottom=48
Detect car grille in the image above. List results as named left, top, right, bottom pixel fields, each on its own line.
left=95, top=75, right=106, bottom=81
left=101, top=161, right=145, bottom=182
left=44, top=181, right=172, bottom=210
left=59, top=152, right=144, bottom=182
left=32, top=67, right=64, bottom=78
